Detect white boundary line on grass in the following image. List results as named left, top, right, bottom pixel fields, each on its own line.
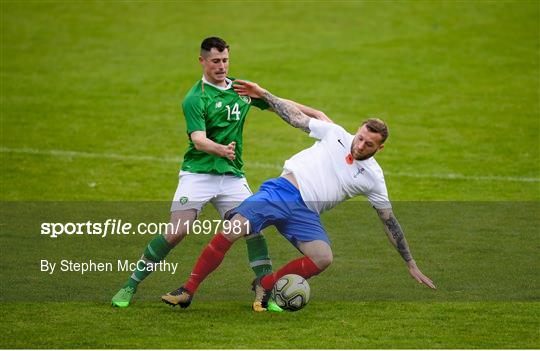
left=2, top=146, right=539, bottom=183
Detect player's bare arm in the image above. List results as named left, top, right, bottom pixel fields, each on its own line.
left=376, top=208, right=412, bottom=261
left=261, top=91, right=311, bottom=132
left=191, top=131, right=236, bottom=161
left=376, top=208, right=437, bottom=289
left=277, top=99, right=334, bottom=123
left=233, top=80, right=311, bottom=132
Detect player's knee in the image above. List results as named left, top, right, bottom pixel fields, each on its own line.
left=313, top=252, right=333, bottom=270
left=165, top=210, right=196, bottom=245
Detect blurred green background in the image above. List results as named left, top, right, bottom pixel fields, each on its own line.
left=2, top=0, right=538, bottom=201
left=1, top=0, right=539, bottom=348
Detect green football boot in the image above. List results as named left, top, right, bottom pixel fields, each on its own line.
left=251, top=277, right=283, bottom=313
left=111, top=286, right=136, bottom=308
left=267, top=299, right=284, bottom=313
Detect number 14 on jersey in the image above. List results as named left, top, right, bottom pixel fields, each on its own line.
left=225, top=103, right=240, bottom=121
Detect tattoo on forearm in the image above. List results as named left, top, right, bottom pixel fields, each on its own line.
left=261, top=90, right=310, bottom=132
left=378, top=210, right=413, bottom=262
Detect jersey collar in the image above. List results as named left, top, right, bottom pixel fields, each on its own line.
left=202, top=75, right=232, bottom=91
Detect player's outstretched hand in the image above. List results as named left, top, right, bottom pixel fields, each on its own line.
left=222, top=141, right=236, bottom=161
left=407, top=260, right=436, bottom=289
left=233, top=80, right=265, bottom=98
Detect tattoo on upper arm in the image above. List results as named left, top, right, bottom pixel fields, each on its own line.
left=377, top=209, right=413, bottom=262
left=261, top=91, right=310, bottom=132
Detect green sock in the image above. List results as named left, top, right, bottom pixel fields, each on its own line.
left=124, top=235, right=174, bottom=289
left=245, top=234, right=273, bottom=277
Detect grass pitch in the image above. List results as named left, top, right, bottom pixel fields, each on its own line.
left=1, top=0, right=539, bottom=349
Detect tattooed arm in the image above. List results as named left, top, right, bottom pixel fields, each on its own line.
left=277, top=98, right=333, bottom=123
left=376, top=208, right=437, bottom=289
left=233, top=80, right=311, bottom=132
left=376, top=208, right=413, bottom=262
left=260, top=90, right=311, bottom=132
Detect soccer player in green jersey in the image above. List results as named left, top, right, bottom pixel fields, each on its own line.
left=112, top=37, right=331, bottom=311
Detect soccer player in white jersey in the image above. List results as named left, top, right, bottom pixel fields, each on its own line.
left=161, top=80, right=436, bottom=308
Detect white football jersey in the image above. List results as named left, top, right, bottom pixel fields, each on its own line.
left=282, top=118, right=391, bottom=214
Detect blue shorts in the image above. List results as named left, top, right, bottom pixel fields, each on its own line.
left=233, top=177, right=330, bottom=247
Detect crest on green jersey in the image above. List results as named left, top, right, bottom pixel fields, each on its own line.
left=240, top=96, right=251, bottom=104
left=179, top=196, right=188, bottom=204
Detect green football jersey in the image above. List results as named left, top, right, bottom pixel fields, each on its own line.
left=181, top=78, right=269, bottom=177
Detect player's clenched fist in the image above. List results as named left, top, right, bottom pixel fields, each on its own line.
left=221, top=141, right=236, bottom=160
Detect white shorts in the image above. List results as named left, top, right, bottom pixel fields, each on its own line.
left=171, top=171, right=253, bottom=219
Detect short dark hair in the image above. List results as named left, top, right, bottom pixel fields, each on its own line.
left=200, top=37, right=229, bottom=56
left=362, top=118, right=389, bottom=144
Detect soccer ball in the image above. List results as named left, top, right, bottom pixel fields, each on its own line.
left=271, top=274, right=310, bottom=311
